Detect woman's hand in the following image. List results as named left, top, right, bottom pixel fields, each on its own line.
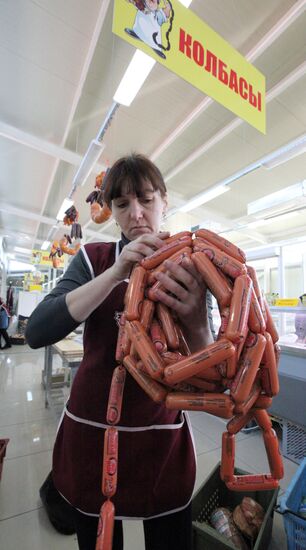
left=111, top=231, right=170, bottom=283
left=153, top=256, right=213, bottom=351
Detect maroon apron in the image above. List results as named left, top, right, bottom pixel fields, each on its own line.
left=53, top=242, right=196, bottom=518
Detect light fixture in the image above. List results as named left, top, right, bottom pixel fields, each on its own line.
left=14, top=246, right=31, bottom=254
left=178, top=186, right=230, bottom=213
left=246, top=246, right=281, bottom=261
left=113, top=50, right=156, bottom=107
left=261, top=135, right=306, bottom=169
left=41, top=240, right=51, bottom=251
left=56, top=198, right=74, bottom=221
left=246, top=211, right=299, bottom=228
left=247, top=180, right=306, bottom=216
left=72, top=139, right=105, bottom=188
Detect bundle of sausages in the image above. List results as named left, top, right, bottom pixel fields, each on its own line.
left=95, top=229, right=284, bottom=549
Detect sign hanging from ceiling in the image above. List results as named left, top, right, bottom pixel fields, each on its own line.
left=112, top=0, right=266, bottom=134
left=31, top=249, right=65, bottom=268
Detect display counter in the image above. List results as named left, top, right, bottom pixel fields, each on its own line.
left=268, top=306, right=306, bottom=430
left=211, top=305, right=306, bottom=428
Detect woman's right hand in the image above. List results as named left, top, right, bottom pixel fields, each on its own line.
left=110, top=232, right=169, bottom=283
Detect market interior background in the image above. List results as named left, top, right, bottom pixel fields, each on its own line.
left=0, top=0, right=306, bottom=549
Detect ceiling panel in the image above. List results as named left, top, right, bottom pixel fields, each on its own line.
left=0, top=0, right=305, bottom=259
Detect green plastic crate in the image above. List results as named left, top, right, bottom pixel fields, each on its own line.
left=192, top=463, right=279, bottom=550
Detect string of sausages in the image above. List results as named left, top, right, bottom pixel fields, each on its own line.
left=95, top=229, right=283, bottom=549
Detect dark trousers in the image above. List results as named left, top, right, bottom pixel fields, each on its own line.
left=73, top=503, right=192, bottom=550
left=0, top=328, right=11, bottom=348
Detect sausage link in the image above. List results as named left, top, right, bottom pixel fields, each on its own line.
left=147, top=246, right=192, bottom=285
left=253, top=409, right=272, bottom=431
left=163, top=231, right=193, bottom=245
left=220, top=432, right=235, bottom=481
left=166, top=392, right=234, bottom=418
left=115, top=314, right=131, bottom=363
left=191, top=252, right=232, bottom=309
left=185, top=376, right=224, bottom=392
left=263, top=428, right=284, bottom=480
left=125, top=265, right=147, bottom=321
left=106, top=366, right=126, bottom=425
left=123, top=355, right=168, bottom=403
left=161, top=351, right=184, bottom=365
left=195, top=229, right=246, bottom=263
left=125, top=320, right=165, bottom=380
left=196, top=365, right=223, bottom=381
left=96, top=499, right=115, bottom=550
left=102, top=428, right=118, bottom=498
left=150, top=319, right=167, bottom=353
left=192, top=239, right=246, bottom=279
left=230, top=333, right=266, bottom=404
left=246, top=265, right=265, bottom=312
left=260, top=332, right=279, bottom=396
left=226, top=474, right=279, bottom=492
left=139, top=299, right=155, bottom=332
left=233, top=379, right=261, bottom=415
left=156, top=303, right=180, bottom=350
left=164, top=339, right=235, bottom=385
left=141, top=237, right=193, bottom=270
left=226, top=411, right=254, bottom=434
left=253, top=395, right=273, bottom=409
left=264, top=297, right=279, bottom=343
left=175, top=323, right=191, bottom=355
left=248, top=288, right=266, bottom=334
left=225, top=275, right=253, bottom=343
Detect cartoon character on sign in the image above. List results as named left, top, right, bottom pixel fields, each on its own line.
left=125, top=0, right=174, bottom=59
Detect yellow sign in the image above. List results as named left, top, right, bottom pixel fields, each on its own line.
left=31, top=250, right=65, bottom=268
left=29, top=284, right=42, bottom=292
left=275, top=299, right=299, bottom=307
left=113, top=0, right=266, bottom=133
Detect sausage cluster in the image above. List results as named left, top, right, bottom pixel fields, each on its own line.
left=96, top=229, right=283, bottom=549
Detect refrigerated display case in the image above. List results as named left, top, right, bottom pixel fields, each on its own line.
left=269, top=306, right=306, bottom=431
left=212, top=304, right=306, bottom=428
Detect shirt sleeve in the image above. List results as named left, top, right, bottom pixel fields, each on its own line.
left=25, top=250, right=92, bottom=349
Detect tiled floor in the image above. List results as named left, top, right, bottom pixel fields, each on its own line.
left=0, top=345, right=297, bottom=549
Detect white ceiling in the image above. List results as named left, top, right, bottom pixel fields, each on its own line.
left=0, top=0, right=306, bottom=266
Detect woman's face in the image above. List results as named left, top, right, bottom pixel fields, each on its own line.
left=111, top=181, right=167, bottom=241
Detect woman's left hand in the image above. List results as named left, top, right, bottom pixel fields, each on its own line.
left=153, top=256, right=212, bottom=349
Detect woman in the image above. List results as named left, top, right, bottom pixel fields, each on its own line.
left=26, top=154, right=214, bottom=550
left=0, top=298, right=11, bottom=349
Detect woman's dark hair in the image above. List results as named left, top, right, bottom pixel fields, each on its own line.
left=103, top=154, right=167, bottom=207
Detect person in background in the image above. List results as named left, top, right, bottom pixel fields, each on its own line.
left=26, top=154, right=214, bottom=550
left=0, top=297, right=12, bottom=349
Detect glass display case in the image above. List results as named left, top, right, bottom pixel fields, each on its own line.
left=211, top=304, right=306, bottom=430
left=264, top=307, right=306, bottom=431
left=270, top=306, right=306, bottom=352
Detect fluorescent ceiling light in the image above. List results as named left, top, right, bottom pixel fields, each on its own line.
left=72, top=139, right=105, bottom=188
left=247, top=211, right=298, bottom=228
left=41, top=240, right=51, bottom=251
left=262, top=135, right=306, bottom=169
left=14, top=246, right=31, bottom=254
left=56, top=198, right=74, bottom=221
left=247, top=180, right=306, bottom=216
left=113, top=50, right=156, bottom=107
left=179, top=186, right=229, bottom=213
